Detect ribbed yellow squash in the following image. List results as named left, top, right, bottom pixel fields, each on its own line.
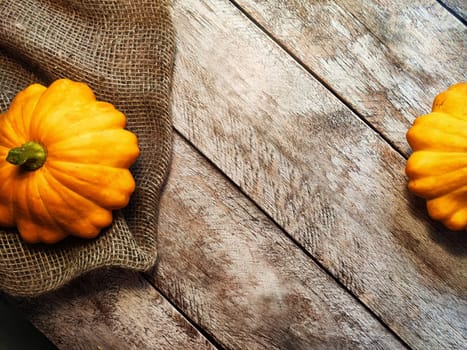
left=0, top=79, right=139, bottom=243
left=406, top=82, right=467, bottom=231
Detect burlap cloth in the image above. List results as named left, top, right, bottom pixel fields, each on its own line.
left=0, top=0, right=174, bottom=296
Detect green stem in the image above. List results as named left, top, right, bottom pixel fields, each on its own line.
left=6, top=141, right=47, bottom=171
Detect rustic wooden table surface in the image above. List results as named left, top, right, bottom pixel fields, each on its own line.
left=6, top=1, right=467, bottom=349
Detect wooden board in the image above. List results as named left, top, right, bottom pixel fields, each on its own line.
left=150, top=134, right=405, bottom=350
left=11, top=269, right=216, bottom=350
left=232, top=0, right=466, bottom=155
left=170, top=1, right=467, bottom=349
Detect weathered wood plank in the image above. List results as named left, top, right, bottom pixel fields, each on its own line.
left=150, top=134, right=406, bottom=350
left=170, top=1, right=467, bottom=349
left=233, top=0, right=466, bottom=155
left=10, top=269, right=216, bottom=350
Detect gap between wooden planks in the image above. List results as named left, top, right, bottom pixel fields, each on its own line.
left=438, top=0, right=467, bottom=21
left=169, top=1, right=467, bottom=349
left=232, top=0, right=466, bottom=157
left=13, top=133, right=406, bottom=350
left=149, top=133, right=406, bottom=350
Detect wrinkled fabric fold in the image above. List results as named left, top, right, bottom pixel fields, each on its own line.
left=0, top=0, right=174, bottom=296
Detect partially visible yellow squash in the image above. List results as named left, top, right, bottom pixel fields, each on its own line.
left=0, top=79, right=139, bottom=244
left=406, top=82, right=467, bottom=231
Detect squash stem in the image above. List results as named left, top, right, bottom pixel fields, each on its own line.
left=6, top=141, right=47, bottom=170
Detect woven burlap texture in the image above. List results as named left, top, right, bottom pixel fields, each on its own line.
left=0, top=0, right=174, bottom=297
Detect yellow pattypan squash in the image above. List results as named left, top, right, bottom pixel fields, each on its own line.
left=0, top=79, right=139, bottom=243
left=406, top=82, right=467, bottom=231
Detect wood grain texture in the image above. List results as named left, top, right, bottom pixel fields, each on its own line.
left=233, top=0, right=466, bottom=155
left=10, top=269, right=216, bottom=350
left=170, top=1, right=467, bottom=349
left=151, top=134, right=406, bottom=350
